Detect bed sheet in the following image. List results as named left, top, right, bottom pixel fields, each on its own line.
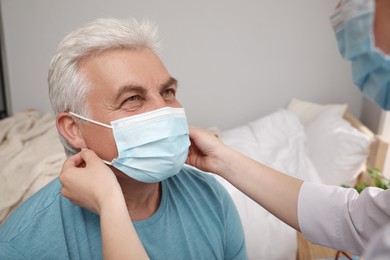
left=0, top=110, right=66, bottom=223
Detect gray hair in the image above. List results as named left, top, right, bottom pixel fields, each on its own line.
left=48, top=18, right=161, bottom=156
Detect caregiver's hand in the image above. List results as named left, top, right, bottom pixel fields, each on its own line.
left=187, top=128, right=302, bottom=230
left=60, top=149, right=123, bottom=215
left=186, top=128, right=224, bottom=174
left=60, top=149, right=149, bottom=260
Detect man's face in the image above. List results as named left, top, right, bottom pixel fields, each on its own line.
left=76, top=48, right=182, bottom=168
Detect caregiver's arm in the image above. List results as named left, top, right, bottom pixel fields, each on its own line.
left=374, top=0, right=390, bottom=54
left=187, top=128, right=390, bottom=255
left=60, top=150, right=149, bottom=260
left=186, top=128, right=303, bottom=231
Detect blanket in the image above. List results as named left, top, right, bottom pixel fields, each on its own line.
left=0, top=110, right=66, bottom=224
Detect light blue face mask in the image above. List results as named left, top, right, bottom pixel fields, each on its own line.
left=70, top=107, right=190, bottom=183
left=331, top=0, right=390, bottom=110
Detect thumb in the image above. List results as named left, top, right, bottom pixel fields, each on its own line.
left=78, top=149, right=103, bottom=165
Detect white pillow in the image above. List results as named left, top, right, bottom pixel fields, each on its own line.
left=305, top=107, right=371, bottom=186
left=246, top=109, right=321, bottom=183
left=288, top=98, right=347, bottom=127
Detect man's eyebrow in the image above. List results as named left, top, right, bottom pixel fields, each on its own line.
left=113, top=84, right=145, bottom=103
left=161, top=77, right=178, bottom=90
left=113, top=77, right=178, bottom=103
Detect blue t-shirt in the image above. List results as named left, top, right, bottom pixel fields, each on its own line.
left=0, top=166, right=247, bottom=260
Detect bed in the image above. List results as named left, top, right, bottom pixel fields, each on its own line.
left=0, top=99, right=388, bottom=259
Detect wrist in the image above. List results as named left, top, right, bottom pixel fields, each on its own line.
left=214, top=144, right=238, bottom=177
left=97, top=187, right=125, bottom=215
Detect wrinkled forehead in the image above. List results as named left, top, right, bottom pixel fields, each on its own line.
left=78, top=48, right=175, bottom=110
left=78, top=47, right=169, bottom=87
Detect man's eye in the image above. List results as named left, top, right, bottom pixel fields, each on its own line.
left=126, top=95, right=140, bottom=102
left=161, top=89, right=176, bottom=97
left=120, top=95, right=142, bottom=109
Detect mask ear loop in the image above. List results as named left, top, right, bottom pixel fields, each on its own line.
left=68, top=112, right=113, bottom=129
left=103, top=160, right=113, bottom=166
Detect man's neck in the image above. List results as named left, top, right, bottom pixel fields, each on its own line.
left=115, top=173, right=162, bottom=221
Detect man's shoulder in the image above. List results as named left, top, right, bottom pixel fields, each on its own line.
left=0, top=178, right=63, bottom=240
left=0, top=178, right=101, bottom=259
left=167, top=165, right=228, bottom=200
left=176, top=165, right=220, bottom=186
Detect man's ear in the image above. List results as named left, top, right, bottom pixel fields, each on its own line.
left=56, top=112, right=87, bottom=149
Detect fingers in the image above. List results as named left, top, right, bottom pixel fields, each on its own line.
left=59, top=148, right=120, bottom=214
left=78, top=148, right=101, bottom=164
left=189, top=127, right=218, bottom=139
left=189, top=127, right=209, bottom=141
left=189, top=127, right=206, bottom=135
left=61, top=152, right=84, bottom=171
left=62, top=149, right=102, bottom=171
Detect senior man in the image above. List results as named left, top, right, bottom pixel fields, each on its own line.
left=0, top=18, right=246, bottom=259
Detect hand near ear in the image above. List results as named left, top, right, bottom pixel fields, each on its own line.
left=59, top=149, right=122, bottom=214
left=59, top=149, right=149, bottom=259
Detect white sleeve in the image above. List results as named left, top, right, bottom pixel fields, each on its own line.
left=363, top=223, right=390, bottom=259
left=297, top=182, right=390, bottom=255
